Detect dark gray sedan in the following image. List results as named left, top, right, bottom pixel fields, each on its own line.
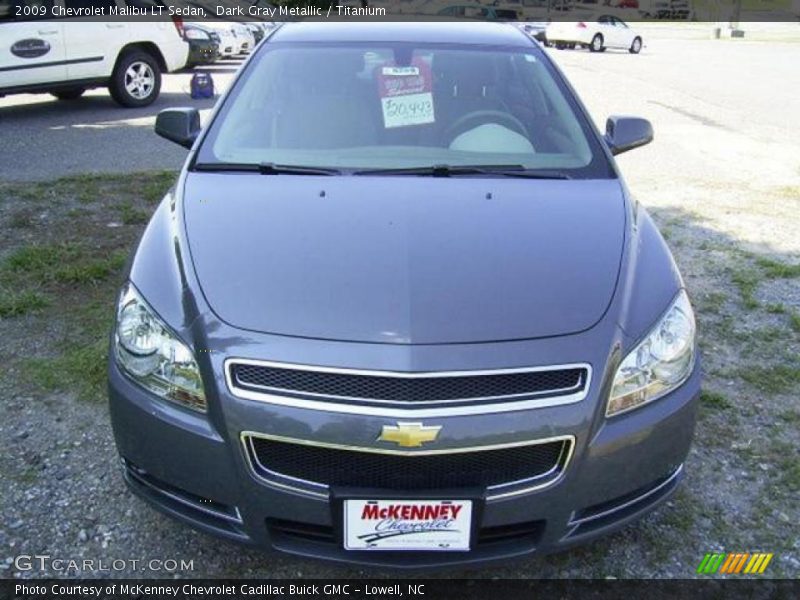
left=109, top=21, right=700, bottom=568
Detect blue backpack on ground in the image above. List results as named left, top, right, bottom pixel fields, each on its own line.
left=190, top=73, right=215, bottom=99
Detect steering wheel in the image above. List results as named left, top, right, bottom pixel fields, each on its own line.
left=443, top=110, right=530, bottom=147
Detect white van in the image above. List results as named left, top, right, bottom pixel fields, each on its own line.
left=0, top=0, right=189, bottom=107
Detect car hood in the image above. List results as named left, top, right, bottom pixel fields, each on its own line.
left=183, top=174, right=626, bottom=344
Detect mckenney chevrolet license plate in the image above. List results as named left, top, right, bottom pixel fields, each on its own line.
left=344, top=500, right=472, bottom=551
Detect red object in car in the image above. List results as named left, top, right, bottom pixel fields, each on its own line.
left=577, top=21, right=587, bottom=28
left=171, top=16, right=184, bottom=38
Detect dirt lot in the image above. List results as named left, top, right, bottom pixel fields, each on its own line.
left=1, top=34, right=799, bottom=579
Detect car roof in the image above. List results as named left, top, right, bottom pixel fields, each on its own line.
left=269, top=21, right=534, bottom=47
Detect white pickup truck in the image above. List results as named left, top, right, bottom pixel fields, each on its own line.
left=0, top=0, right=189, bottom=107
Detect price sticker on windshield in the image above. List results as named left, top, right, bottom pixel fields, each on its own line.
left=377, top=63, right=435, bottom=129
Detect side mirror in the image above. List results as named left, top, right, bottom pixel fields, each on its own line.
left=604, top=116, right=653, bottom=155
left=155, top=108, right=201, bottom=149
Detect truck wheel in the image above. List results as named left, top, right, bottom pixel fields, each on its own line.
left=109, top=50, right=161, bottom=108
left=52, top=88, right=85, bottom=101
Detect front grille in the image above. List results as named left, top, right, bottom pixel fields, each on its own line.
left=230, top=362, right=586, bottom=406
left=246, top=436, right=569, bottom=492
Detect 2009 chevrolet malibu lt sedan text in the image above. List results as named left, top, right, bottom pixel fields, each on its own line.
left=108, top=21, right=700, bottom=568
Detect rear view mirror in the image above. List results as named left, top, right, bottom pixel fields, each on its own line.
left=155, top=108, right=201, bottom=149
left=604, top=116, right=653, bottom=155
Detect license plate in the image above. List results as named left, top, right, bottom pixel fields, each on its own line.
left=343, top=499, right=472, bottom=551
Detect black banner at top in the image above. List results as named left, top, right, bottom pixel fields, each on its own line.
left=3, top=0, right=800, bottom=23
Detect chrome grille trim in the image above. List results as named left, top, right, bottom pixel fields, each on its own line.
left=224, top=359, right=592, bottom=417
left=240, top=431, right=575, bottom=501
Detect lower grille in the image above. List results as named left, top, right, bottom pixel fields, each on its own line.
left=245, top=435, right=571, bottom=494
left=266, top=518, right=545, bottom=548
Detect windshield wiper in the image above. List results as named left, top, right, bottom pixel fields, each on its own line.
left=193, top=162, right=340, bottom=176
left=353, top=164, right=571, bottom=179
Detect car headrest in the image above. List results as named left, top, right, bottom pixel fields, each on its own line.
left=433, top=52, right=498, bottom=99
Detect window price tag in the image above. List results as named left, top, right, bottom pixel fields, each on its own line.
left=377, top=63, right=435, bottom=129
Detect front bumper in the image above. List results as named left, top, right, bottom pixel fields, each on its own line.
left=108, top=350, right=700, bottom=569
left=187, top=41, right=220, bottom=66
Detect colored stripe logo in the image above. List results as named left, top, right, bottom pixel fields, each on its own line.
left=697, top=553, right=773, bottom=574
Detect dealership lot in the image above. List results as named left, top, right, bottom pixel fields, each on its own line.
left=1, top=30, right=799, bottom=578
left=0, top=58, right=242, bottom=181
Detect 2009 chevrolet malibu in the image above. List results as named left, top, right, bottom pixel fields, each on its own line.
left=109, top=21, right=700, bottom=568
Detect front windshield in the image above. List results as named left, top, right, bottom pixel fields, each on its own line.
left=196, top=42, right=613, bottom=177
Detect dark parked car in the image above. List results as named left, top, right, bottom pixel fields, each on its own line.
left=183, top=24, right=220, bottom=67
left=110, top=22, right=699, bottom=568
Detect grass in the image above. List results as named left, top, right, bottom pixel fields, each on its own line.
left=3, top=243, right=80, bottom=278
left=2, top=243, right=127, bottom=286
left=755, top=257, right=800, bottom=279
left=55, top=252, right=127, bottom=285
left=730, top=268, right=760, bottom=309
left=0, top=172, right=175, bottom=399
left=727, top=254, right=800, bottom=310
left=9, top=210, right=34, bottom=229
left=0, top=170, right=175, bottom=209
left=120, top=202, right=149, bottom=225
left=777, top=455, right=800, bottom=493
left=696, top=291, right=727, bottom=314
left=655, top=489, right=699, bottom=535
left=0, top=243, right=122, bottom=319
left=21, top=294, right=116, bottom=402
left=0, top=289, right=49, bottom=317
left=778, top=409, right=800, bottom=425
left=790, top=312, right=800, bottom=334
left=140, top=171, right=176, bottom=204
left=737, top=364, right=800, bottom=395
left=760, top=440, right=800, bottom=498
left=699, top=389, right=731, bottom=411
left=24, top=338, right=109, bottom=402
left=0, top=171, right=174, bottom=319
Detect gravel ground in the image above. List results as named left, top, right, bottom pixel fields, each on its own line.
left=1, top=32, right=799, bottom=579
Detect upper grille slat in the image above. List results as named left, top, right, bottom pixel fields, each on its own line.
left=230, top=363, right=586, bottom=405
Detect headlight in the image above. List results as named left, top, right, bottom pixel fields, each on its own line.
left=114, top=284, right=206, bottom=412
left=606, top=290, right=696, bottom=417
left=184, top=28, right=210, bottom=41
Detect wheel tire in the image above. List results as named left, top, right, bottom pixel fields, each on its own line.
left=590, top=34, right=604, bottom=53
left=555, top=42, right=565, bottom=50
left=567, top=43, right=576, bottom=49
left=629, top=37, right=643, bottom=54
left=51, top=88, right=85, bottom=101
left=109, top=50, right=161, bottom=108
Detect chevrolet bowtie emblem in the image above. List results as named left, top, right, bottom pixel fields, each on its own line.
left=378, top=422, right=442, bottom=448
